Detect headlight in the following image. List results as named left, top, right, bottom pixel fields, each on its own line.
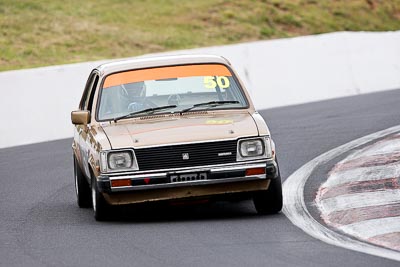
left=109, top=152, right=132, bottom=169
left=240, top=139, right=264, bottom=157
left=100, top=149, right=138, bottom=173
left=237, top=137, right=273, bottom=161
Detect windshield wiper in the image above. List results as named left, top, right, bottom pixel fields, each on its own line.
left=180, top=101, right=240, bottom=113
left=113, top=105, right=177, bottom=122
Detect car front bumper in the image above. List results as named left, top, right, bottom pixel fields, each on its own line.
left=97, top=159, right=279, bottom=205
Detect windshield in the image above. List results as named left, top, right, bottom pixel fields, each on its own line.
left=97, top=64, right=248, bottom=121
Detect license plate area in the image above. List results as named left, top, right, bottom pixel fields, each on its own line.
left=170, top=172, right=208, bottom=183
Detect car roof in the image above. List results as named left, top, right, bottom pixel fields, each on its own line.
left=96, top=54, right=231, bottom=76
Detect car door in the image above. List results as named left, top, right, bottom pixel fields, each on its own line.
left=76, top=71, right=99, bottom=180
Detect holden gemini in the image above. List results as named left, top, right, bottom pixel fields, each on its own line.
left=71, top=55, right=283, bottom=220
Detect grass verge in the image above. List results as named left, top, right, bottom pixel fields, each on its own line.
left=1, top=0, right=399, bottom=71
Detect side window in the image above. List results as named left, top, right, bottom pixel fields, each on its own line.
left=85, top=74, right=99, bottom=112
left=79, top=72, right=96, bottom=110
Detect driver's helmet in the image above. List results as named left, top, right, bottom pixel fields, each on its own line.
left=124, top=81, right=146, bottom=112
left=123, top=81, right=146, bottom=100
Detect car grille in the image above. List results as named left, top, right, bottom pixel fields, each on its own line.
left=134, top=140, right=237, bottom=171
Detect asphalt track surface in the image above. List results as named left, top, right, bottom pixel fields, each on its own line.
left=1, top=89, right=400, bottom=267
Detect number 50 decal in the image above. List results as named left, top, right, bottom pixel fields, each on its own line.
left=204, top=76, right=230, bottom=89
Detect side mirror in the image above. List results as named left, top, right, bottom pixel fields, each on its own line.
left=71, top=110, right=91, bottom=125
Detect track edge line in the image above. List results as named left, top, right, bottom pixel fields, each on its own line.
left=282, top=125, right=400, bottom=261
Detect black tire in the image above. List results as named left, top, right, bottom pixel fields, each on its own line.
left=91, top=175, right=110, bottom=221
left=74, top=156, right=91, bottom=208
left=253, top=165, right=283, bottom=215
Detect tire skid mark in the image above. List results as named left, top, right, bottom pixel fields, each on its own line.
left=347, top=133, right=400, bottom=159
left=329, top=152, right=400, bottom=172
left=318, top=178, right=400, bottom=200
left=318, top=190, right=400, bottom=214
left=369, top=233, right=400, bottom=251
left=324, top=203, right=400, bottom=226
left=323, top=163, right=400, bottom=188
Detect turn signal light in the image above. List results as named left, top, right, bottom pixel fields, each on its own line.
left=111, top=179, right=131, bottom=187
left=245, top=167, right=266, bottom=176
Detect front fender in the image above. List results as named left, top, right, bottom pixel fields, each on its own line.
left=250, top=112, right=270, bottom=136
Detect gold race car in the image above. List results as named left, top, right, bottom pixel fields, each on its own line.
left=71, top=55, right=282, bottom=220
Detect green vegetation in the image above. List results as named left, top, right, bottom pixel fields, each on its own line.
left=1, top=0, right=399, bottom=71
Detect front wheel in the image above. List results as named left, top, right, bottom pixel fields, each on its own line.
left=74, top=156, right=91, bottom=208
left=91, top=175, right=110, bottom=221
left=253, top=173, right=283, bottom=215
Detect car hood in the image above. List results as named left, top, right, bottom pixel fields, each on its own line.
left=101, top=112, right=259, bottom=149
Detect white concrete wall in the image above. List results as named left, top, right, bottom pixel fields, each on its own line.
left=1, top=31, right=399, bottom=148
